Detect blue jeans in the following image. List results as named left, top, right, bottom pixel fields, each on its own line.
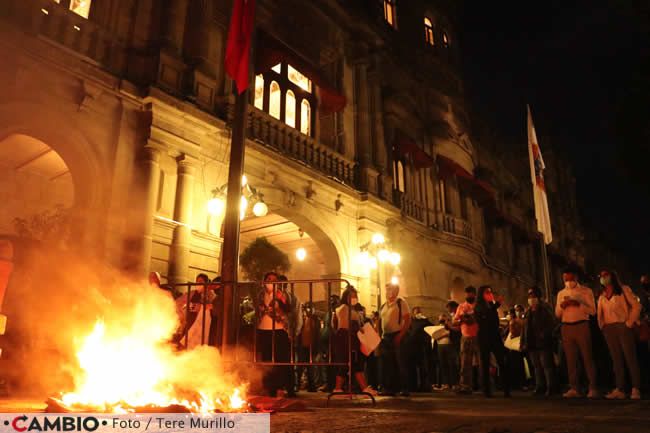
left=380, top=332, right=409, bottom=393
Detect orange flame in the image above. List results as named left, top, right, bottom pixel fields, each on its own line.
left=59, top=284, right=246, bottom=413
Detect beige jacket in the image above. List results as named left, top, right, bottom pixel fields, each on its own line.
left=597, top=285, right=642, bottom=329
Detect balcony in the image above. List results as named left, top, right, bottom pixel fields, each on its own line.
left=245, top=108, right=356, bottom=186
left=442, top=214, right=473, bottom=239
left=5, top=0, right=128, bottom=76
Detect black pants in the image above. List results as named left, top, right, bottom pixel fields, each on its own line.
left=257, top=329, right=291, bottom=396
left=380, top=332, right=409, bottom=393
left=479, top=336, right=510, bottom=395
left=295, top=345, right=317, bottom=391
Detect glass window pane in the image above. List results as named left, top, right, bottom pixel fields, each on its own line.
left=300, top=100, right=311, bottom=135
left=397, top=161, right=405, bottom=193
left=269, top=81, right=281, bottom=119
left=287, top=65, right=312, bottom=93
left=285, top=90, right=296, bottom=128
left=69, top=0, right=91, bottom=18
left=271, top=63, right=281, bottom=74
left=254, top=75, right=264, bottom=109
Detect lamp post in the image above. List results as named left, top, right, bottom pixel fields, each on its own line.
left=359, top=233, right=400, bottom=309
left=207, top=175, right=269, bottom=220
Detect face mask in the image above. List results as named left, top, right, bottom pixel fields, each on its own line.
left=484, top=293, right=495, bottom=303
left=466, top=296, right=476, bottom=304
left=351, top=298, right=358, bottom=306
left=528, top=298, right=539, bottom=307
left=600, top=276, right=611, bottom=286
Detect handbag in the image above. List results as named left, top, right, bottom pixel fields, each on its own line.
left=504, top=333, right=521, bottom=352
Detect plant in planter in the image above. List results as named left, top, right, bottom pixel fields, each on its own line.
left=239, top=237, right=291, bottom=283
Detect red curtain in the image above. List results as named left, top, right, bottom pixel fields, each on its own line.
left=436, top=155, right=473, bottom=181
left=395, top=135, right=434, bottom=169
left=255, top=34, right=346, bottom=115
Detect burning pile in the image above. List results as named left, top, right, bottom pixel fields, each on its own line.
left=49, top=280, right=248, bottom=413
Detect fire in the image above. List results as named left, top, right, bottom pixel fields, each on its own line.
left=58, top=283, right=247, bottom=413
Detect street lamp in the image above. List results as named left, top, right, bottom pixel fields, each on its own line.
left=360, top=233, right=401, bottom=308
left=207, top=175, right=268, bottom=220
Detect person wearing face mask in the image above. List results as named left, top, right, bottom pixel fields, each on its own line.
left=521, top=286, right=557, bottom=396
left=453, top=286, right=480, bottom=394
left=555, top=265, right=598, bottom=398
left=379, top=283, right=411, bottom=396
left=475, top=285, right=510, bottom=398
left=596, top=270, right=642, bottom=400
left=332, top=286, right=376, bottom=395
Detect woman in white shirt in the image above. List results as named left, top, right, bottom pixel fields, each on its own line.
left=597, top=270, right=642, bottom=400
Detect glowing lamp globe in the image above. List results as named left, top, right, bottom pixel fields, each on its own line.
left=389, top=252, right=401, bottom=266
left=207, top=197, right=225, bottom=216
left=378, top=249, right=390, bottom=263
left=296, top=247, right=307, bottom=262
left=252, top=201, right=268, bottom=217
left=390, top=276, right=399, bottom=285
left=371, top=233, right=385, bottom=245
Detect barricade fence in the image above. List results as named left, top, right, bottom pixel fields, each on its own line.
left=163, top=278, right=375, bottom=404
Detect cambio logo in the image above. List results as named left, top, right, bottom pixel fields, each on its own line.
left=7, top=416, right=101, bottom=432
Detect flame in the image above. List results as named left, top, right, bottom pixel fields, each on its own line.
left=59, top=285, right=247, bottom=413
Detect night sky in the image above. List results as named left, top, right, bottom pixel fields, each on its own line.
left=458, top=0, right=650, bottom=276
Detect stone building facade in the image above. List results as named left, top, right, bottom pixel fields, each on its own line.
left=0, top=0, right=590, bottom=317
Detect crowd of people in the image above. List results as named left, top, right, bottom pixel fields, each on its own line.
left=152, top=266, right=650, bottom=401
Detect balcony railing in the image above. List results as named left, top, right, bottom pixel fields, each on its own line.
left=6, top=0, right=128, bottom=76
left=442, top=214, right=473, bottom=239
left=246, top=108, right=356, bottom=186
left=392, top=190, right=425, bottom=223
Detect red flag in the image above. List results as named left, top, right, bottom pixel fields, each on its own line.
left=225, top=0, right=256, bottom=94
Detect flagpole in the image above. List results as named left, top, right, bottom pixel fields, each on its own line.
left=219, top=0, right=256, bottom=357
left=539, top=234, right=552, bottom=304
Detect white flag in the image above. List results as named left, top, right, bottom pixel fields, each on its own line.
left=527, top=105, right=553, bottom=245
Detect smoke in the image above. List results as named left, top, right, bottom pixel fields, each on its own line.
left=1, top=247, right=260, bottom=403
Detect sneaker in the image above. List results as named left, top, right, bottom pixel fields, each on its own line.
left=362, top=386, right=378, bottom=396
left=563, top=388, right=583, bottom=398
left=605, top=388, right=626, bottom=400
left=631, top=388, right=641, bottom=400
left=587, top=388, right=601, bottom=399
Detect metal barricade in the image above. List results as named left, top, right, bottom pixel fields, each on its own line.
left=165, top=278, right=375, bottom=405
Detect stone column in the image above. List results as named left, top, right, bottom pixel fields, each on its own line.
left=136, top=145, right=163, bottom=275
left=169, top=155, right=197, bottom=285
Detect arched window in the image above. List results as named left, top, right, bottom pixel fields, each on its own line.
left=269, top=81, right=281, bottom=120
left=424, top=17, right=435, bottom=46
left=384, top=0, right=397, bottom=28
left=254, top=75, right=264, bottom=110
left=300, top=100, right=311, bottom=136
left=285, top=90, right=296, bottom=128
left=442, top=31, right=449, bottom=47
left=256, top=63, right=315, bottom=136
left=393, top=160, right=405, bottom=193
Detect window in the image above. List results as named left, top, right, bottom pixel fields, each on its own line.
left=439, top=178, right=451, bottom=214
left=254, top=75, right=264, bottom=110
left=384, top=0, right=397, bottom=28
left=300, top=100, right=311, bottom=135
left=424, top=17, right=435, bottom=46
left=269, top=81, right=281, bottom=120
left=53, top=0, right=92, bottom=18
left=442, top=31, right=449, bottom=47
left=254, top=63, right=315, bottom=136
left=393, top=160, right=405, bottom=193
left=285, top=90, right=296, bottom=128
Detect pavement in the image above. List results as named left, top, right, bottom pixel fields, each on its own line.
left=1, top=392, right=649, bottom=433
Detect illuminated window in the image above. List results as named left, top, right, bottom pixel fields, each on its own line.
left=424, top=17, right=435, bottom=46
left=256, top=62, right=315, bottom=136
left=285, top=90, right=296, bottom=128
left=69, top=0, right=91, bottom=18
left=269, top=81, right=281, bottom=120
left=384, top=0, right=397, bottom=28
left=288, top=65, right=312, bottom=93
left=393, top=160, right=405, bottom=193
left=439, top=179, right=448, bottom=214
left=442, top=32, right=449, bottom=47
left=300, top=100, right=311, bottom=135
left=254, top=75, right=264, bottom=110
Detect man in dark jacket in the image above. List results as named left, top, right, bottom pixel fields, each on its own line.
left=408, top=307, right=433, bottom=391
left=521, top=286, right=557, bottom=396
